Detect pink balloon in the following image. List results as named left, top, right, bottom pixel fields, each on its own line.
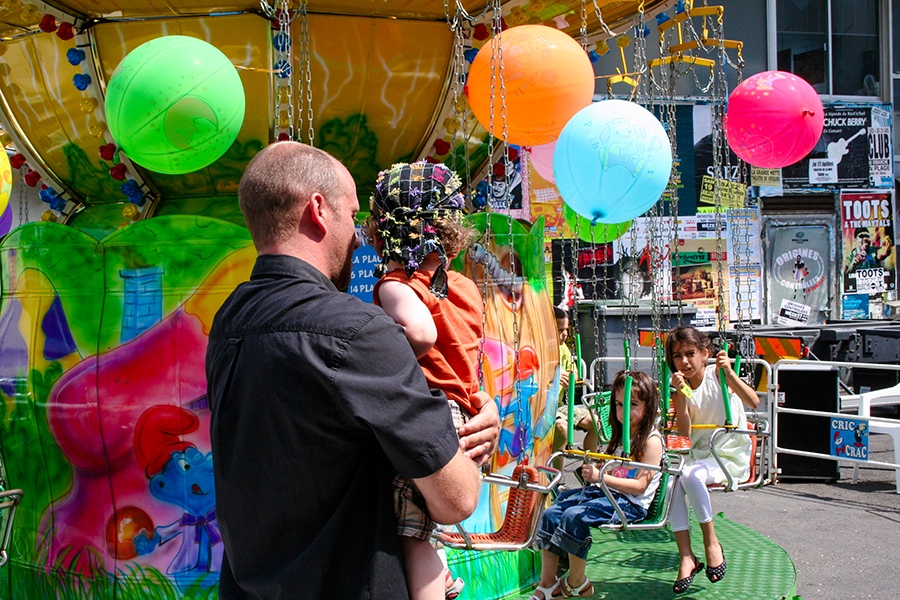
left=528, top=141, right=556, bottom=183
left=724, top=71, right=824, bottom=169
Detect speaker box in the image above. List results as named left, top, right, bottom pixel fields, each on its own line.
left=777, top=365, right=841, bottom=482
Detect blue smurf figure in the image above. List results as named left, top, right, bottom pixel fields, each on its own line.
left=132, top=404, right=222, bottom=591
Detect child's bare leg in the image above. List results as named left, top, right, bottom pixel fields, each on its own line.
left=566, top=554, right=589, bottom=588
left=401, top=536, right=445, bottom=600
left=674, top=529, right=698, bottom=579
left=577, top=415, right=599, bottom=453
left=537, top=549, right=561, bottom=594
left=698, top=520, right=724, bottom=567
left=552, top=420, right=567, bottom=469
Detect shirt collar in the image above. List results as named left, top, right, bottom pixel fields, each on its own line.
left=250, top=254, right=337, bottom=292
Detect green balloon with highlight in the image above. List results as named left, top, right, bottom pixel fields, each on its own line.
left=563, top=203, right=632, bottom=243
left=105, top=36, right=246, bottom=175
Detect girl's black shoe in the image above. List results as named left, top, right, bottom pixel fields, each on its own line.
left=673, top=556, right=704, bottom=594
left=706, top=546, right=727, bottom=583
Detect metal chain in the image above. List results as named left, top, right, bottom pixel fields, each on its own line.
left=275, top=0, right=294, bottom=141
left=298, top=1, right=315, bottom=145
left=710, top=10, right=727, bottom=343
left=580, top=0, right=588, bottom=50
left=17, top=177, right=23, bottom=226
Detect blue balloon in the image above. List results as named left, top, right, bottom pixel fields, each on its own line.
left=554, top=99, right=672, bottom=224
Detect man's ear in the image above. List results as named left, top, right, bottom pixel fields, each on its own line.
left=307, top=192, right=329, bottom=235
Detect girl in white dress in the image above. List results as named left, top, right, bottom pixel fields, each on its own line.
left=666, top=326, right=760, bottom=594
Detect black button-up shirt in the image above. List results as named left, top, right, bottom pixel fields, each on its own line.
left=206, top=254, right=459, bottom=599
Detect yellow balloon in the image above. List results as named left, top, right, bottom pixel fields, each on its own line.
left=0, top=150, right=12, bottom=216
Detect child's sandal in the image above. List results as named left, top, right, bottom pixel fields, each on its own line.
left=444, top=569, right=465, bottom=599
left=706, top=546, right=727, bottom=583
left=672, top=556, right=704, bottom=594
left=527, top=582, right=558, bottom=600
left=559, top=576, right=594, bottom=598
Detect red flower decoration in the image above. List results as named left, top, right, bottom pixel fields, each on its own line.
left=57, top=22, right=74, bottom=40
left=9, top=154, right=25, bottom=169
left=500, top=18, right=508, bottom=31
left=39, top=14, right=57, bottom=33
left=24, top=170, right=41, bottom=187
left=473, top=24, right=489, bottom=41
left=423, top=156, right=439, bottom=164
left=492, top=162, right=506, bottom=177
left=99, top=143, right=116, bottom=161
left=109, top=163, right=128, bottom=181
left=277, top=132, right=290, bottom=142
left=434, top=139, right=451, bottom=155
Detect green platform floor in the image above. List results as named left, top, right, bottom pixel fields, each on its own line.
left=502, top=515, right=798, bottom=600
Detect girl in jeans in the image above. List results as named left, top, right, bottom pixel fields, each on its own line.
left=530, top=370, right=664, bottom=599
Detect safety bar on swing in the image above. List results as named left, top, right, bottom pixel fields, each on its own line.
left=595, top=452, right=685, bottom=531
left=708, top=416, right=772, bottom=491
left=0, top=489, right=23, bottom=567
left=433, top=464, right=563, bottom=551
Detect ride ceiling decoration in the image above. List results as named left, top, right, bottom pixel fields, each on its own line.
left=0, top=0, right=677, bottom=237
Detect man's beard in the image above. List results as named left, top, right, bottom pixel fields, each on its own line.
left=332, top=248, right=354, bottom=291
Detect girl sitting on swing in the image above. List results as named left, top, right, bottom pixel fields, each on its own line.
left=530, top=370, right=664, bottom=599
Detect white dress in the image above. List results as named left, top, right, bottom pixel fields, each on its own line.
left=686, top=364, right=751, bottom=484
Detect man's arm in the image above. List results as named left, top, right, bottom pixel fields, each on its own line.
left=413, top=450, right=480, bottom=524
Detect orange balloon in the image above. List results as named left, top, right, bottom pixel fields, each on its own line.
left=466, top=25, right=595, bottom=146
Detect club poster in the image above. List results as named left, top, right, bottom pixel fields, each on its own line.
left=781, top=104, right=894, bottom=189
left=840, top=191, right=896, bottom=294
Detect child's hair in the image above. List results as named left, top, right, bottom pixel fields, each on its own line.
left=365, top=161, right=476, bottom=299
left=605, top=370, right=660, bottom=461
left=664, top=325, right=712, bottom=371
left=553, top=306, right=567, bottom=320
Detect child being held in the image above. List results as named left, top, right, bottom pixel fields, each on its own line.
left=368, top=161, right=489, bottom=600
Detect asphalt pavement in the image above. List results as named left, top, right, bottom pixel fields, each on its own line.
left=713, top=431, right=900, bottom=600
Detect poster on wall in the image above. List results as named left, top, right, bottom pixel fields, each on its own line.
left=474, top=147, right=528, bottom=220
left=766, top=224, right=832, bottom=325
left=840, top=191, right=896, bottom=294
left=781, top=104, right=894, bottom=189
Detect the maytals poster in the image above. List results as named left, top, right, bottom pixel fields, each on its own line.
left=841, top=191, right=896, bottom=294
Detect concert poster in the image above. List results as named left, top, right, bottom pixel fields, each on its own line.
left=781, top=104, right=893, bottom=189
left=840, top=191, right=896, bottom=295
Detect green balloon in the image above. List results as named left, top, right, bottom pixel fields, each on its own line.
left=563, top=203, right=632, bottom=243
left=105, top=36, right=246, bottom=175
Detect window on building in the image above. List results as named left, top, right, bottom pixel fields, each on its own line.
left=776, top=0, right=881, bottom=98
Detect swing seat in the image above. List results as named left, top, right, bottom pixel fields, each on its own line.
left=580, top=390, right=613, bottom=444
left=434, top=462, right=562, bottom=551
left=0, top=488, right=23, bottom=567
left=707, top=415, right=770, bottom=491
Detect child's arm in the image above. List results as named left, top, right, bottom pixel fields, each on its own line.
left=376, top=280, right=437, bottom=359
left=715, top=351, right=760, bottom=410
left=670, top=370, right=693, bottom=437
left=581, top=434, right=664, bottom=496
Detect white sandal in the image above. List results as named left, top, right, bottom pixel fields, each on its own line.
left=528, top=582, right=559, bottom=600
left=559, top=576, right=594, bottom=598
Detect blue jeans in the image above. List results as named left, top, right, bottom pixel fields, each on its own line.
left=534, top=486, right=647, bottom=559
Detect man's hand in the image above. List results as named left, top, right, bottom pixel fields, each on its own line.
left=458, top=394, right=500, bottom=467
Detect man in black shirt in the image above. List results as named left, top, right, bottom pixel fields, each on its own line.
left=206, top=142, right=498, bottom=599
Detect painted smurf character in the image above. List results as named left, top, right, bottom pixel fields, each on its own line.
left=132, top=404, right=222, bottom=591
